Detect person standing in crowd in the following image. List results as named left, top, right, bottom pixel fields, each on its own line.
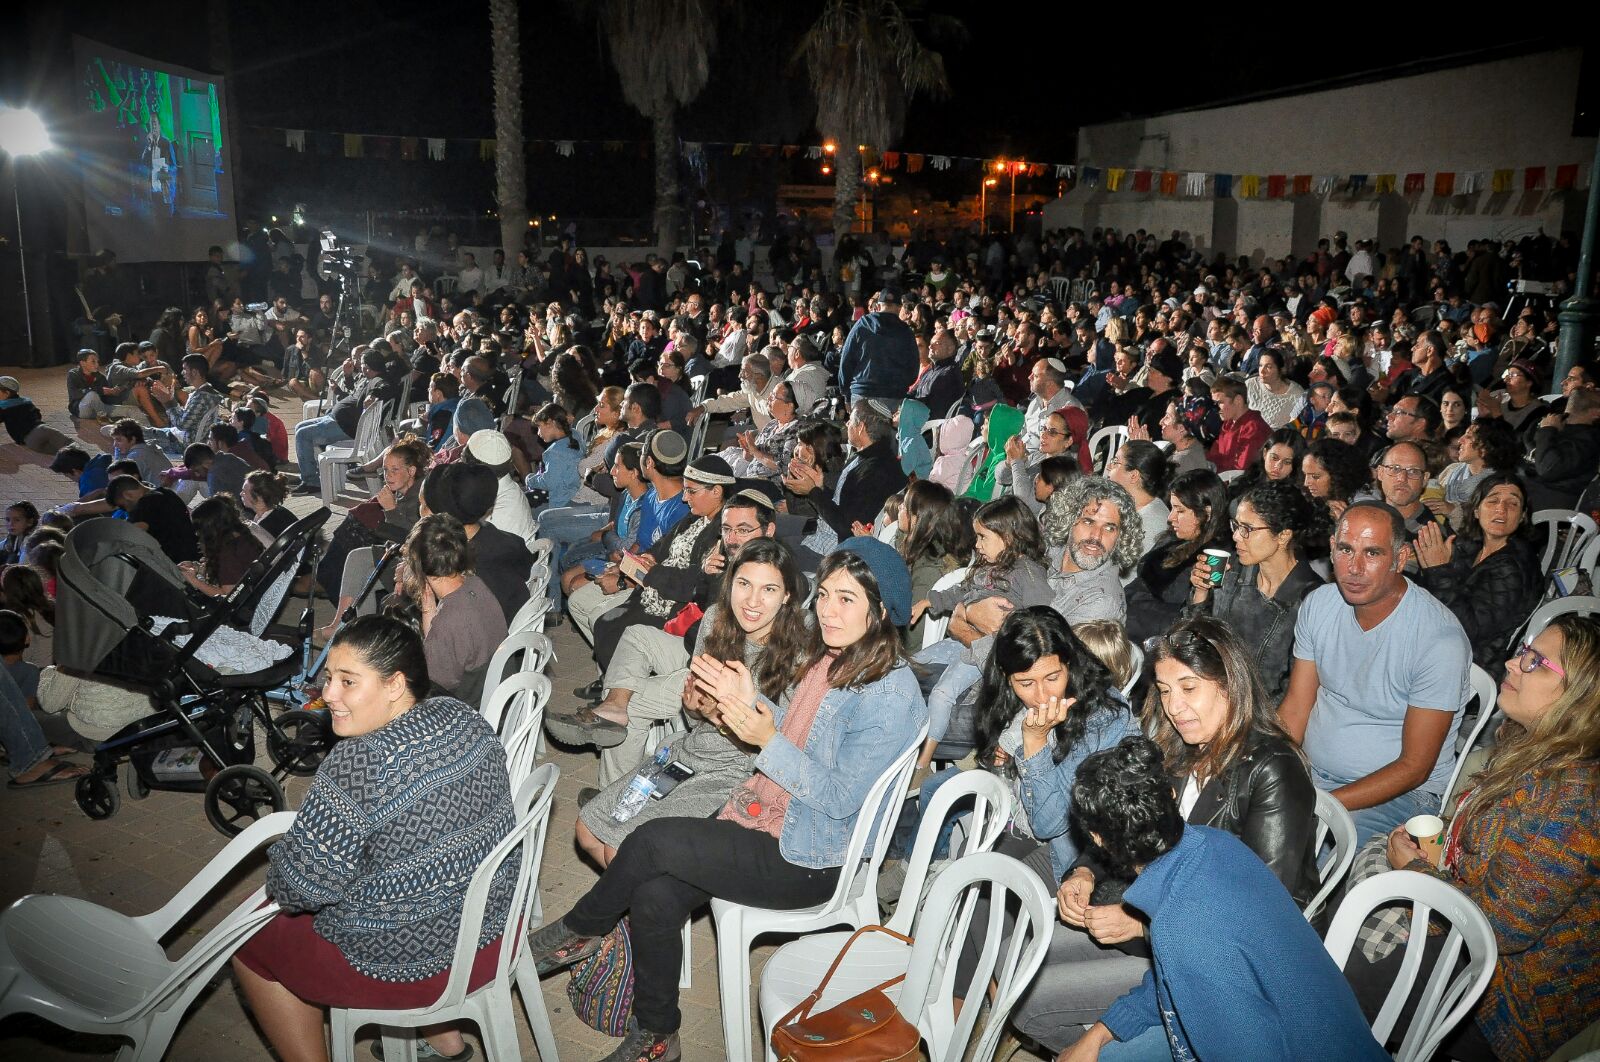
left=836, top=289, right=920, bottom=402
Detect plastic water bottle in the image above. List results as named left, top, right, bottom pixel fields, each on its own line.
left=611, top=774, right=657, bottom=823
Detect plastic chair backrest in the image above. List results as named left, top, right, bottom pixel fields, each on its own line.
left=1440, top=664, right=1500, bottom=814
left=1088, top=425, right=1127, bottom=474
left=480, top=631, right=554, bottom=719
left=900, top=851, right=1055, bottom=1062
left=573, top=411, right=596, bottom=450
left=529, top=537, right=556, bottom=571
left=1305, top=788, right=1358, bottom=923
left=506, top=595, right=551, bottom=634
left=1218, top=468, right=1246, bottom=484
left=1516, top=594, right=1600, bottom=649
left=1533, top=509, right=1599, bottom=574
left=1578, top=532, right=1600, bottom=582
left=1119, top=642, right=1144, bottom=700
left=887, top=771, right=1013, bottom=936
left=352, top=399, right=390, bottom=461
left=690, top=375, right=708, bottom=403
left=920, top=567, right=970, bottom=648
left=489, top=674, right=551, bottom=785
left=817, top=729, right=927, bottom=924
left=430, top=765, right=559, bottom=1012
left=1323, top=870, right=1497, bottom=1062
left=921, top=418, right=944, bottom=454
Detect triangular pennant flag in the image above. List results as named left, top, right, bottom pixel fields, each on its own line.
left=1058, top=164, right=1075, bottom=180
left=1313, top=176, right=1335, bottom=196
left=1348, top=174, right=1368, bottom=194
left=806, top=144, right=822, bottom=159
left=342, top=133, right=364, bottom=158
left=1524, top=166, right=1546, bottom=191
left=881, top=151, right=900, bottom=170
left=1031, top=163, right=1046, bottom=178
left=1214, top=173, right=1232, bottom=198
left=1184, top=171, right=1206, bottom=195
left=1239, top=174, right=1261, bottom=197
left=1132, top=169, right=1152, bottom=193
left=1556, top=163, right=1579, bottom=190
left=1106, top=167, right=1125, bottom=191
left=478, top=139, right=495, bottom=161
left=1292, top=175, right=1312, bottom=196
left=1460, top=171, right=1484, bottom=194
left=1403, top=172, right=1425, bottom=194
left=1266, top=175, right=1286, bottom=198
left=426, top=137, right=446, bottom=161
left=1374, top=174, right=1396, bottom=194
left=930, top=155, right=951, bottom=171
left=1433, top=172, right=1455, bottom=197
left=1082, top=167, right=1101, bottom=188
left=555, top=140, right=575, bottom=157
left=1160, top=171, right=1178, bottom=196
left=284, top=129, right=305, bottom=152
left=1492, top=169, right=1513, bottom=193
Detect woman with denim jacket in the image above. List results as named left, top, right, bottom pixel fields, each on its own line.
left=525, top=537, right=927, bottom=1062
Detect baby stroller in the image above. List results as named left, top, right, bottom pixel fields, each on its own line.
left=56, top=509, right=333, bottom=836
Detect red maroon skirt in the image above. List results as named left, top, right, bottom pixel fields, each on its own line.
left=235, top=911, right=506, bottom=1009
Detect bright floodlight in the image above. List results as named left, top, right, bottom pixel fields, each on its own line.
left=0, top=106, right=53, bottom=157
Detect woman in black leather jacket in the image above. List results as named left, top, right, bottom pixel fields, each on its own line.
left=1122, top=468, right=1230, bottom=643
left=1008, top=616, right=1319, bottom=1055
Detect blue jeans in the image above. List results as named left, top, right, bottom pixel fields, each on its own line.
left=1309, top=762, right=1440, bottom=845
left=293, top=415, right=351, bottom=489
left=1, top=665, right=51, bottom=780
left=536, top=504, right=610, bottom=602
left=913, top=639, right=981, bottom=743
left=1100, top=1026, right=1173, bottom=1061
left=145, top=425, right=190, bottom=458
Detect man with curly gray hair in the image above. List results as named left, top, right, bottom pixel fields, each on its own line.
left=946, top=476, right=1140, bottom=660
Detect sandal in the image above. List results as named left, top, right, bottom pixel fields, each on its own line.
left=543, top=705, right=628, bottom=749
left=8, top=760, right=90, bottom=790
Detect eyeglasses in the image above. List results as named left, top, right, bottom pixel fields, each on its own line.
left=1040, top=427, right=1068, bottom=438
left=1230, top=519, right=1268, bottom=536
left=1388, top=407, right=1424, bottom=420
left=1513, top=642, right=1565, bottom=678
left=1379, top=464, right=1427, bottom=480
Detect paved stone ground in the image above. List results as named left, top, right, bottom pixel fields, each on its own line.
left=0, top=364, right=1048, bottom=1062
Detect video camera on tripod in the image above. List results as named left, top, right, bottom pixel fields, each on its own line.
left=316, top=230, right=365, bottom=289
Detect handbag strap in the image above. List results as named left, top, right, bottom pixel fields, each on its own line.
left=778, top=924, right=913, bottom=1027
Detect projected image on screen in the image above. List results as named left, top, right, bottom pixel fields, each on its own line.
left=74, top=38, right=237, bottom=262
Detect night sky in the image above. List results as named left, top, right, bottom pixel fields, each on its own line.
left=7, top=2, right=1566, bottom=219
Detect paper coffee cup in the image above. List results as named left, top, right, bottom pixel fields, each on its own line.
left=1202, top=548, right=1229, bottom=585
left=1405, top=813, right=1446, bottom=867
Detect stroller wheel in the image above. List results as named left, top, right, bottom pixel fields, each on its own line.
left=267, top=710, right=333, bottom=777
left=125, top=765, right=151, bottom=800
left=204, top=765, right=286, bottom=837
left=76, top=773, right=121, bottom=821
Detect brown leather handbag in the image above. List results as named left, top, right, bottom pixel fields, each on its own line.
left=769, top=925, right=922, bottom=1062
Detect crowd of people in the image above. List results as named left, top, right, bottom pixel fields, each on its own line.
left=3, top=220, right=1598, bottom=1062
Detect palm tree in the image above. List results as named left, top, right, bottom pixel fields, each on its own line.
left=592, top=0, right=723, bottom=255
left=489, top=0, right=529, bottom=255
left=798, top=0, right=955, bottom=242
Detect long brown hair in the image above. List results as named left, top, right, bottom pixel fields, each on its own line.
left=1142, top=616, right=1300, bottom=784
left=811, top=550, right=905, bottom=690
left=898, top=480, right=972, bottom=571
left=702, top=539, right=817, bottom=699
left=1460, top=614, right=1600, bottom=824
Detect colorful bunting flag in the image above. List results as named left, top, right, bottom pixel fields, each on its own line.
left=1433, top=172, right=1455, bottom=197
left=284, top=129, right=305, bottom=152
left=478, top=139, right=495, bottom=161
left=1132, top=169, right=1152, bottom=193
left=1492, top=169, right=1513, bottom=192
left=1524, top=166, right=1546, bottom=190
left=1348, top=174, right=1368, bottom=194
left=1184, top=172, right=1206, bottom=196
left=1556, top=163, right=1579, bottom=190
left=342, top=134, right=364, bottom=158
left=1106, top=168, right=1125, bottom=191
left=1403, top=172, right=1425, bottom=194
left=1214, top=174, right=1232, bottom=198
left=1159, top=171, right=1178, bottom=196
left=1292, top=175, right=1311, bottom=196
left=1239, top=174, right=1260, bottom=198
left=1082, top=167, right=1101, bottom=188
left=881, top=151, right=900, bottom=170
left=906, top=154, right=924, bottom=173
left=1374, top=174, right=1396, bottom=194
left=426, top=138, right=446, bottom=161
left=1266, top=175, right=1286, bottom=198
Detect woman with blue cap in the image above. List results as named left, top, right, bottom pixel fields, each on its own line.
left=524, top=536, right=927, bottom=1062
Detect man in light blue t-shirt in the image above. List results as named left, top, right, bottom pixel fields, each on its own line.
left=1280, top=502, right=1470, bottom=840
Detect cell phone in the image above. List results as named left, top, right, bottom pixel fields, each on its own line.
left=619, top=551, right=649, bottom=584
left=649, top=761, right=696, bottom=799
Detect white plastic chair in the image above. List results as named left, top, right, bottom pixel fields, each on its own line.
left=1119, top=641, right=1144, bottom=701
left=1440, top=665, right=1501, bottom=815
left=1514, top=594, right=1600, bottom=649
left=1532, top=509, right=1599, bottom=575
left=481, top=631, right=555, bottom=715
left=481, top=670, right=552, bottom=741
left=528, top=537, right=556, bottom=572
left=507, top=595, right=552, bottom=635
left=712, top=727, right=927, bottom=1062
left=921, top=418, right=944, bottom=454
left=330, top=764, right=560, bottom=1062
left=1577, top=531, right=1600, bottom=582
left=1218, top=467, right=1246, bottom=484
left=1088, top=425, right=1127, bottom=474
left=0, top=812, right=293, bottom=1061
left=886, top=770, right=1012, bottom=936
left=432, top=275, right=458, bottom=298
left=759, top=851, right=1053, bottom=1062
left=1323, top=870, right=1498, bottom=1062
left=920, top=566, right=969, bottom=649
left=319, top=399, right=391, bottom=505
left=1305, top=789, right=1358, bottom=923
left=525, top=559, right=553, bottom=600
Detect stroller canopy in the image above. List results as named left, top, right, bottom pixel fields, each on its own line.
left=58, top=518, right=191, bottom=676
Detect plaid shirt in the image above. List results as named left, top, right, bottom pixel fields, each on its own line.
left=166, top=383, right=223, bottom=442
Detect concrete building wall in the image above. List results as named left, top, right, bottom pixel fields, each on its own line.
left=1043, top=48, right=1595, bottom=263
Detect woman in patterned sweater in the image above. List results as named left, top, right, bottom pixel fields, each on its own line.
left=1345, top=613, right=1600, bottom=1061
left=233, top=616, right=514, bottom=1062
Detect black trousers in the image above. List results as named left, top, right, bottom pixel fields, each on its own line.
left=563, top=816, right=839, bottom=1034
left=1341, top=928, right=1496, bottom=1061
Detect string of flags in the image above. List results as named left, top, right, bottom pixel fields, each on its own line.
left=251, top=126, right=1585, bottom=198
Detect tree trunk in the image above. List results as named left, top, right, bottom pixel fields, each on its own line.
left=832, top=147, right=862, bottom=244
left=489, top=0, right=529, bottom=257
left=652, top=105, right=681, bottom=257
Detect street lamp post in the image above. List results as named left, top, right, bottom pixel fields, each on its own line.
left=1556, top=135, right=1600, bottom=381
left=980, top=176, right=997, bottom=229
left=0, top=105, right=53, bottom=356
left=1009, top=160, right=1025, bottom=233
